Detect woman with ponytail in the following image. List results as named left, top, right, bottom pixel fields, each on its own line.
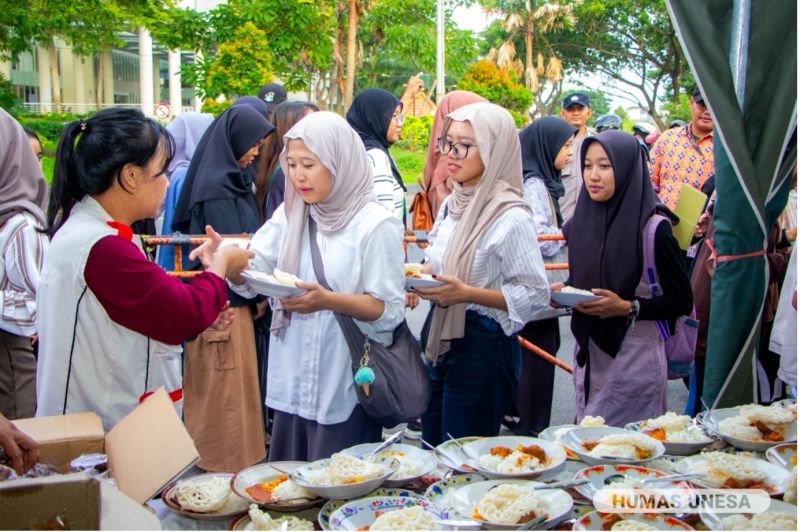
left=36, top=108, right=253, bottom=430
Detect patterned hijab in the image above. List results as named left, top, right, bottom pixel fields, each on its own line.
left=271, top=112, right=378, bottom=331
left=0, top=108, right=47, bottom=227
left=425, top=102, right=530, bottom=362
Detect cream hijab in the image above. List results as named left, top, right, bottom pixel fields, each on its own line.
left=0, top=109, right=47, bottom=227
left=425, top=102, right=530, bottom=362
left=271, top=111, right=378, bottom=331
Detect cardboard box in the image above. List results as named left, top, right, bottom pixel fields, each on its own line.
left=13, top=412, right=105, bottom=471
left=0, top=472, right=161, bottom=530
left=5, top=389, right=200, bottom=522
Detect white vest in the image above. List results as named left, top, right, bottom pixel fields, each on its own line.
left=36, top=197, right=182, bottom=430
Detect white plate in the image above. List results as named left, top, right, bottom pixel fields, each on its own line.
left=231, top=461, right=323, bottom=512
left=449, top=479, right=573, bottom=530
left=550, top=291, right=601, bottom=307
left=561, top=427, right=665, bottom=466
left=675, top=453, right=791, bottom=495
left=241, top=270, right=305, bottom=298
left=702, top=405, right=797, bottom=452
left=340, top=443, right=437, bottom=487
left=766, top=443, right=797, bottom=470
left=572, top=463, right=689, bottom=503
left=461, top=436, right=568, bottom=479
left=328, top=495, right=450, bottom=531
left=229, top=508, right=319, bottom=531
left=700, top=498, right=797, bottom=530
left=161, top=472, right=248, bottom=521
left=405, top=275, right=444, bottom=289
left=625, top=419, right=714, bottom=456
left=292, top=455, right=399, bottom=500
left=572, top=511, right=693, bottom=531
left=539, top=424, right=581, bottom=460
left=434, top=436, right=483, bottom=473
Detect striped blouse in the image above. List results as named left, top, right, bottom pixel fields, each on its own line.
left=367, top=148, right=405, bottom=221
left=425, top=205, right=551, bottom=335
left=0, top=212, right=49, bottom=337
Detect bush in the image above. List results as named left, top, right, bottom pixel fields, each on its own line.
left=456, top=60, right=532, bottom=120
left=395, top=114, right=433, bottom=152
left=0, top=73, right=21, bottom=112
left=201, top=98, right=232, bottom=117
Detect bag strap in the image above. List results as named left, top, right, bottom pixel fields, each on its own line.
left=307, top=217, right=371, bottom=364
left=642, top=214, right=671, bottom=340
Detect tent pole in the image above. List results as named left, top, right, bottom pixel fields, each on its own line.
left=729, top=0, right=751, bottom=110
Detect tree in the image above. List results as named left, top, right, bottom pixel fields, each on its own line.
left=356, top=0, right=479, bottom=95
left=552, top=0, right=690, bottom=129
left=456, top=59, right=532, bottom=125
left=202, top=22, right=273, bottom=99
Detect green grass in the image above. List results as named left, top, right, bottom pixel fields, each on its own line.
left=42, top=156, right=55, bottom=184
left=390, top=147, right=426, bottom=185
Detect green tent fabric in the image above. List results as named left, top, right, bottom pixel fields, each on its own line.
left=665, top=0, right=796, bottom=407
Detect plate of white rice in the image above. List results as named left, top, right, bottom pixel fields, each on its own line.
left=341, top=443, right=437, bottom=487
left=700, top=498, right=797, bottom=531
left=702, top=402, right=797, bottom=452
left=626, top=411, right=714, bottom=455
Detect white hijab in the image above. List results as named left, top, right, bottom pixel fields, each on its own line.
left=271, top=111, right=378, bottom=331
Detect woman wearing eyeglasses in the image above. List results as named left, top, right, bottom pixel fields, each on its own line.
left=346, top=88, right=406, bottom=221
left=414, top=102, right=551, bottom=445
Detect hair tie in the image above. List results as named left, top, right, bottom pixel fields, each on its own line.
left=79, top=121, right=88, bottom=132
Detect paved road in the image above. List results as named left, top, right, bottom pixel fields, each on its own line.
left=403, top=235, right=688, bottom=429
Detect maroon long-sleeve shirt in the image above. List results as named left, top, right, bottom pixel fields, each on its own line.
left=84, top=235, right=226, bottom=345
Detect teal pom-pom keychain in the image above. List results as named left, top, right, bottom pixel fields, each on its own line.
left=354, top=366, right=375, bottom=396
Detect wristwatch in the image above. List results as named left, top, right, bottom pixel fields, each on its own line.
left=628, top=299, right=640, bottom=323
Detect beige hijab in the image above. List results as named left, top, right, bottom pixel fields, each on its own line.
left=271, top=111, right=377, bottom=332
left=425, top=102, right=530, bottom=362
left=0, top=108, right=47, bottom=227
left=423, top=91, right=487, bottom=215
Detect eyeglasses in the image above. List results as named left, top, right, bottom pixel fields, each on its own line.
left=392, top=114, right=405, bottom=126
left=437, top=138, right=475, bottom=160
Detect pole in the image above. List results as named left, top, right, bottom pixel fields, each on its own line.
left=436, top=0, right=445, bottom=102
left=729, top=0, right=751, bottom=110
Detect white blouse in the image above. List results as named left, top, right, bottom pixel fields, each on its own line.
left=231, top=202, right=405, bottom=424
left=522, top=178, right=566, bottom=258
left=367, top=148, right=405, bottom=220
left=425, top=204, right=550, bottom=336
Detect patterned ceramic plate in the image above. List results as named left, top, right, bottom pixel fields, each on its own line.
left=327, top=496, right=449, bottom=531
left=228, top=507, right=319, bottom=531
left=572, top=511, right=693, bottom=531
left=424, top=473, right=488, bottom=513
left=572, top=463, right=690, bottom=504
left=317, top=488, right=426, bottom=531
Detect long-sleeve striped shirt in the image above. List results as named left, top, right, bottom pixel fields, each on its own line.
left=0, top=213, right=49, bottom=337
left=366, top=148, right=405, bottom=221
left=425, top=205, right=551, bottom=335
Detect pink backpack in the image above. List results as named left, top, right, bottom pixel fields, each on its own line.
left=643, top=215, right=699, bottom=379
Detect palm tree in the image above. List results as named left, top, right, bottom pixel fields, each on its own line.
left=481, top=0, right=577, bottom=93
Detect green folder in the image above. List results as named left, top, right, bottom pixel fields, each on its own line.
left=672, top=185, right=708, bottom=249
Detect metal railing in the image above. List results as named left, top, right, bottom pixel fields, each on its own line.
left=21, top=103, right=198, bottom=115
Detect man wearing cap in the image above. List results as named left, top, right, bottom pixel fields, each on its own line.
left=650, top=87, right=715, bottom=209
left=559, top=92, right=593, bottom=222
left=257, top=82, right=288, bottom=122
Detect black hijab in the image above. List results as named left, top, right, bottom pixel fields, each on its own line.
left=346, top=88, right=406, bottom=191
left=172, top=105, right=274, bottom=232
left=232, top=96, right=270, bottom=120
left=563, top=130, right=657, bottom=367
left=519, top=116, right=577, bottom=225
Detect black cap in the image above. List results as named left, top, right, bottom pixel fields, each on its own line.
left=594, top=113, right=622, bottom=132
left=562, top=92, right=590, bottom=109
left=258, top=83, right=288, bottom=107
left=691, top=87, right=704, bottom=103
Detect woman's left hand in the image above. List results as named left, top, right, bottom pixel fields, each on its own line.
left=279, top=282, right=332, bottom=314
left=575, top=288, right=631, bottom=318
left=414, top=275, right=470, bottom=307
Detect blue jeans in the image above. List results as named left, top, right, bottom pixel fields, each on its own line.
left=421, top=310, right=522, bottom=446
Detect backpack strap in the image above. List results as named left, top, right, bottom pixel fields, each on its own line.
left=642, top=214, right=672, bottom=340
